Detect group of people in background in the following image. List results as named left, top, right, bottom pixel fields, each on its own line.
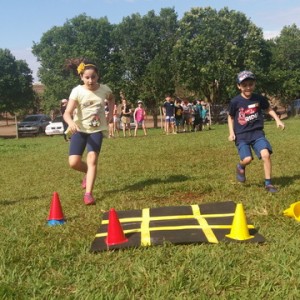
left=163, top=94, right=211, bottom=134
left=104, top=95, right=147, bottom=138
left=61, top=93, right=211, bottom=141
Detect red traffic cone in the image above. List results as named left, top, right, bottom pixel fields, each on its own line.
left=47, top=192, right=65, bottom=226
left=105, top=208, right=128, bottom=246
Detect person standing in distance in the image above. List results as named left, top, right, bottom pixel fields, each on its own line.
left=228, top=70, right=285, bottom=193
left=60, top=99, right=69, bottom=141
left=133, top=100, right=147, bottom=136
left=63, top=58, right=114, bottom=205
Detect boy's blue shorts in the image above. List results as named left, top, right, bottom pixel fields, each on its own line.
left=237, top=137, right=272, bottom=160
left=69, top=131, right=103, bottom=156
left=165, top=116, right=175, bottom=123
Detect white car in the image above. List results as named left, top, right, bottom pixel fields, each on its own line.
left=45, top=116, right=65, bottom=136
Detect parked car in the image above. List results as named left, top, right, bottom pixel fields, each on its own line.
left=18, top=114, right=51, bottom=137
left=210, top=105, right=228, bottom=124
left=45, top=115, right=65, bottom=136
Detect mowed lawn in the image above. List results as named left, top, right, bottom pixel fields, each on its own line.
left=1, top=118, right=300, bottom=299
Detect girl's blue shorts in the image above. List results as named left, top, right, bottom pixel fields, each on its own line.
left=69, top=131, right=103, bottom=156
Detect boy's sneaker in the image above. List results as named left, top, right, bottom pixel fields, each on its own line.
left=236, top=164, right=246, bottom=182
left=265, top=184, right=278, bottom=193
left=83, top=193, right=95, bottom=205
left=81, top=175, right=87, bottom=189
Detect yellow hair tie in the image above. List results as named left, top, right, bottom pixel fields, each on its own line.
left=77, top=63, right=96, bottom=74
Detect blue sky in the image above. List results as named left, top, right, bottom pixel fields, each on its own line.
left=1, top=0, right=300, bottom=82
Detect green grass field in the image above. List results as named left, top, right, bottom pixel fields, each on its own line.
left=1, top=119, right=300, bottom=299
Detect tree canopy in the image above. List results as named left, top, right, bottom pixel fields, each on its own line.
left=31, top=6, right=300, bottom=116
left=174, top=7, right=271, bottom=103
left=268, top=24, right=300, bottom=104
left=0, top=49, right=34, bottom=114
left=32, top=14, right=114, bottom=111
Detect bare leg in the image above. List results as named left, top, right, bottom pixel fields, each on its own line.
left=85, top=151, right=99, bottom=194
left=240, top=156, right=252, bottom=168
left=69, top=155, right=87, bottom=173
left=142, top=123, right=147, bottom=135
left=127, top=124, right=132, bottom=136
left=165, top=121, right=169, bottom=134
left=123, top=124, right=126, bottom=137
left=261, top=149, right=271, bottom=179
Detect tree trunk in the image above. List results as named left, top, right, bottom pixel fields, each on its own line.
left=153, top=113, right=158, bottom=128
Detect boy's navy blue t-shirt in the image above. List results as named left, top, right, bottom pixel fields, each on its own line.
left=228, top=93, right=270, bottom=142
left=163, top=101, right=175, bottom=117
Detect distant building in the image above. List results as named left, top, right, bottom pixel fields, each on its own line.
left=33, top=83, right=45, bottom=95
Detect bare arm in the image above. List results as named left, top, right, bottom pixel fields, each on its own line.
left=107, top=93, right=115, bottom=123
left=133, top=108, right=137, bottom=121
left=228, top=114, right=235, bottom=141
left=266, top=107, right=285, bottom=130
left=63, top=99, right=80, bottom=134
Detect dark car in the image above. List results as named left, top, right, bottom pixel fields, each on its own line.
left=18, top=114, right=51, bottom=137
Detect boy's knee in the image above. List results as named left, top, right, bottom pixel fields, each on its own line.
left=260, top=149, right=270, bottom=160
left=241, top=156, right=252, bottom=165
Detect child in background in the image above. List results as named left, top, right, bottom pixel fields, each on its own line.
left=133, top=100, right=147, bottom=136
left=105, top=100, right=114, bottom=138
left=60, top=99, right=69, bottom=141
left=228, top=70, right=285, bottom=193
left=201, top=101, right=211, bottom=130
left=163, top=94, right=176, bottom=135
left=63, top=58, right=114, bottom=205
left=113, top=103, right=120, bottom=137
left=174, top=98, right=183, bottom=133
left=120, top=98, right=132, bottom=137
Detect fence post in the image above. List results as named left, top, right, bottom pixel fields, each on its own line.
left=15, top=115, right=18, bottom=139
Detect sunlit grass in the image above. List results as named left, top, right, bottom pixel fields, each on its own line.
left=1, top=119, right=300, bottom=299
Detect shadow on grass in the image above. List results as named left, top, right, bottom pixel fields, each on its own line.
left=250, top=173, right=300, bottom=188
left=107, top=174, right=190, bottom=193
left=274, top=173, right=300, bottom=186
left=0, top=195, right=43, bottom=206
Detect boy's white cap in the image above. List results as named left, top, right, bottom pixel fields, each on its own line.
left=61, top=99, right=68, bottom=103
left=237, top=70, right=255, bottom=84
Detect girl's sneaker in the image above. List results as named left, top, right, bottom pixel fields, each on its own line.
left=81, top=175, right=87, bottom=189
left=83, top=193, right=95, bottom=205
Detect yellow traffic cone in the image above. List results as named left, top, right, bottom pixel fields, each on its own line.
left=226, top=203, right=254, bottom=241
left=283, top=201, right=300, bottom=221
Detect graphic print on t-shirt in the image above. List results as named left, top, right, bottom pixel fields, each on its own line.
left=238, top=103, right=259, bottom=126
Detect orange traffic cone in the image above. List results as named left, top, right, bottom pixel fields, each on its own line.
left=105, top=208, right=128, bottom=246
left=47, top=192, right=65, bottom=226
left=226, top=203, right=254, bottom=241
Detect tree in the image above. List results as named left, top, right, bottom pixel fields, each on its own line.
left=32, top=14, right=114, bottom=111
left=173, top=7, right=271, bottom=104
left=112, top=8, right=178, bottom=126
left=0, top=49, right=34, bottom=115
left=268, top=24, right=300, bottom=105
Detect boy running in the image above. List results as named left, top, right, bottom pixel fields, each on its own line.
left=228, top=70, right=285, bottom=193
